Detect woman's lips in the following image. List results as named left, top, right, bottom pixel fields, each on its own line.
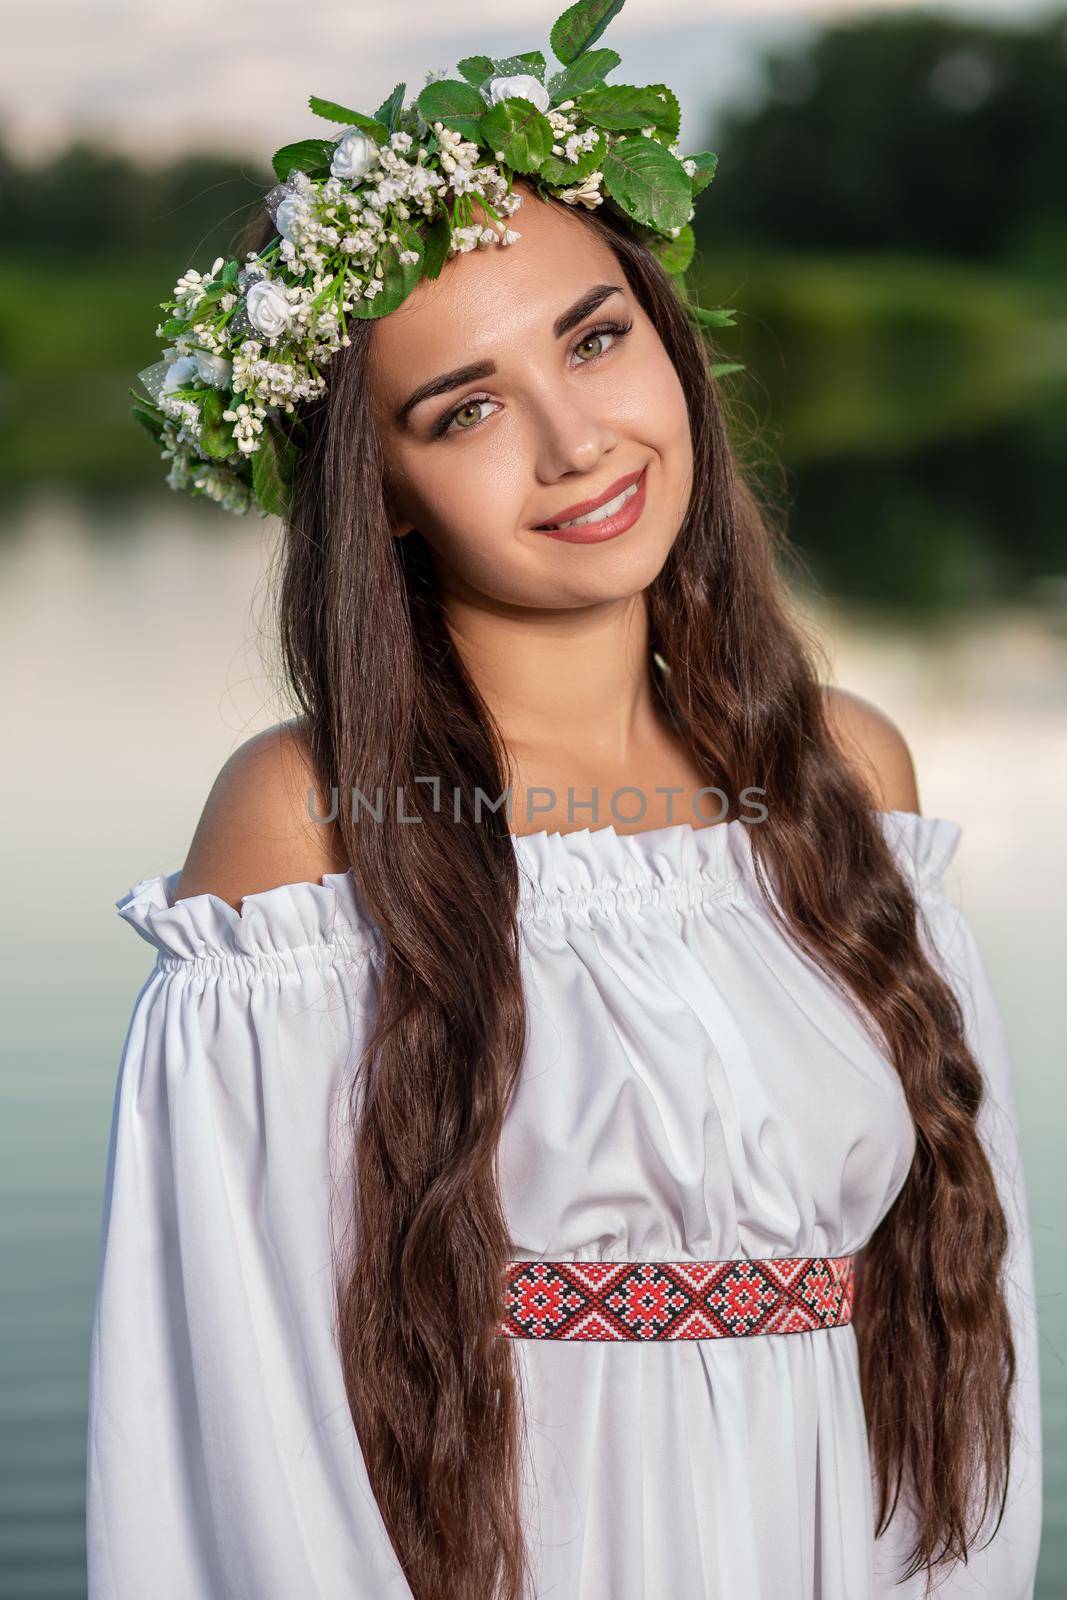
left=535, top=465, right=646, bottom=528
left=534, top=466, right=648, bottom=544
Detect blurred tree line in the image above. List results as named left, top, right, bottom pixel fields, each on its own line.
left=692, top=7, right=1067, bottom=610
left=1, top=5, right=1064, bottom=611
left=698, top=7, right=1067, bottom=271
left=0, top=141, right=272, bottom=267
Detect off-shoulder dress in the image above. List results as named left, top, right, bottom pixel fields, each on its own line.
left=85, top=810, right=1042, bottom=1598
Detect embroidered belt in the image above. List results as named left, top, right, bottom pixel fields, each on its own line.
left=498, top=1254, right=855, bottom=1342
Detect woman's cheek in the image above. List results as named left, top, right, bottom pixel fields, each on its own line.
left=401, top=474, right=528, bottom=589
left=638, top=354, right=688, bottom=437
left=415, top=447, right=521, bottom=550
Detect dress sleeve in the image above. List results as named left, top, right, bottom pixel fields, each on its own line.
left=86, top=870, right=415, bottom=1600
left=871, top=814, right=1043, bottom=1599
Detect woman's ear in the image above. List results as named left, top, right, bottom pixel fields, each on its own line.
left=382, top=484, right=415, bottom=541
left=388, top=514, right=416, bottom=542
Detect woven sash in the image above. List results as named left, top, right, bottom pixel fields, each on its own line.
left=498, top=1254, right=855, bottom=1342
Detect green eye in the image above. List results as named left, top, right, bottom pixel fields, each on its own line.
left=453, top=401, right=486, bottom=429
left=575, top=331, right=609, bottom=361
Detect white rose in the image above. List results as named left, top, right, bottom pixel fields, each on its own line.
left=162, top=355, right=199, bottom=394
left=274, top=196, right=307, bottom=241
left=485, top=74, right=550, bottom=114
left=331, top=128, right=380, bottom=182
left=245, top=279, right=293, bottom=337
left=193, top=351, right=233, bottom=388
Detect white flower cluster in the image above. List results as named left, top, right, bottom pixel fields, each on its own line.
left=157, top=368, right=204, bottom=445
left=159, top=424, right=193, bottom=489
left=172, top=255, right=227, bottom=315
left=545, top=99, right=601, bottom=165
left=230, top=339, right=326, bottom=418
left=159, top=421, right=250, bottom=512
left=449, top=220, right=524, bottom=252
left=192, top=463, right=253, bottom=512
left=432, top=124, right=523, bottom=254
left=222, top=400, right=263, bottom=454
left=555, top=169, right=605, bottom=208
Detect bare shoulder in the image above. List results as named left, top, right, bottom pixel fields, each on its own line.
left=174, top=717, right=347, bottom=910
left=820, top=685, right=922, bottom=815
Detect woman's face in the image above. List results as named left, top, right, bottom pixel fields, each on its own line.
left=369, top=185, right=694, bottom=611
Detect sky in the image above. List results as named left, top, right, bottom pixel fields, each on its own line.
left=2, top=0, right=1061, bottom=167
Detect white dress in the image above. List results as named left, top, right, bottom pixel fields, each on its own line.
left=86, top=810, right=1042, bottom=1599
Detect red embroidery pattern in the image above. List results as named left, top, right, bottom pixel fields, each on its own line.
left=499, top=1255, right=854, bottom=1342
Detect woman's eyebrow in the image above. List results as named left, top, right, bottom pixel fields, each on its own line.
left=395, top=282, right=626, bottom=425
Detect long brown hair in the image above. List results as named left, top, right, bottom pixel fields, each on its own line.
left=237, top=183, right=1016, bottom=1599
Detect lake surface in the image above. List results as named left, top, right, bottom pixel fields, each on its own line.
left=1, top=490, right=1063, bottom=1596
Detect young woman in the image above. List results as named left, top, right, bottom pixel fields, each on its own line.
left=86, top=31, right=1042, bottom=1600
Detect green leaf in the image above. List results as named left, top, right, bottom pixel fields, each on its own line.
left=643, top=82, right=680, bottom=141
left=128, top=385, right=164, bottom=414
left=198, top=420, right=235, bottom=459
left=690, top=305, right=736, bottom=328
left=130, top=405, right=165, bottom=442
left=308, top=97, right=389, bottom=143
left=480, top=97, right=553, bottom=173
left=601, top=134, right=692, bottom=234
left=221, top=259, right=239, bottom=288
left=272, top=138, right=334, bottom=182
left=416, top=79, right=485, bottom=140
left=188, top=291, right=224, bottom=327
left=394, top=105, right=419, bottom=140
left=547, top=47, right=620, bottom=101
left=188, top=386, right=235, bottom=458
left=420, top=215, right=451, bottom=280
left=158, top=317, right=187, bottom=337
left=200, top=388, right=227, bottom=427
left=687, top=151, right=718, bottom=195
left=373, top=83, right=406, bottom=132
left=252, top=424, right=298, bottom=518
left=456, top=55, right=496, bottom=88
left=576, top=83, right=675, bottom=131
left=489, top=51, right=547, bottom=82
left=654, top=223, right=694, bottom=276
left=711, top=361, right=746, bottom=378
left=550, top=0, right=626, bottom=66
left=191, top=283, right=225, bottom=314
left=539, top=128, right=606, bottom=186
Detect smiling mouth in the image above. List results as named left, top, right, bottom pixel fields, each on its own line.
left=532, top=466, right=649, bottom=545
left=535, top=466, right=646, bottom=530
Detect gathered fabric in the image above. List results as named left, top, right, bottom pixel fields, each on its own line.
left=86, top=810, right=1042, bottom=1599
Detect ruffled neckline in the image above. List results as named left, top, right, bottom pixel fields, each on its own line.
left=116, top=809, right=963, bottom=963
left=510, top=817, right=754, bottom=924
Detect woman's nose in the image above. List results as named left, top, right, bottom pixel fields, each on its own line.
left=533, top=385, right=619, bottom=482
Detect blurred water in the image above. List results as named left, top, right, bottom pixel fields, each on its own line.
left=2, top=491, right=1063, bottom=1597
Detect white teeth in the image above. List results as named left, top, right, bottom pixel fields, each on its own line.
left=552, top=479, right=638, bottom=529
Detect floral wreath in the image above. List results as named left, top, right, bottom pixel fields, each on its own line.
left=131, top=0, right=741, bottom=518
